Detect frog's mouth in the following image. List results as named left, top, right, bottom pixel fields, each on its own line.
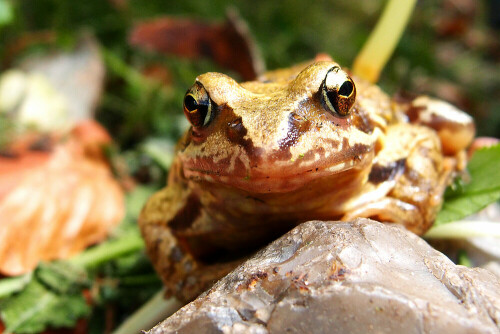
left=182, top=148, right=374, bottom=194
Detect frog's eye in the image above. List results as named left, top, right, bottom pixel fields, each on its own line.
left=183, top=83, right=213, bottom=128
left=321, top=66, right=356, bottom=117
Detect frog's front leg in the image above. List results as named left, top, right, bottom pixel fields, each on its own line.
left=343, top=123, right=454, bottom=235
left=139, top=162, right=238, bottom=302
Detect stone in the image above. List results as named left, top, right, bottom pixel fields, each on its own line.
left=149, top=219, right=500, bottom=333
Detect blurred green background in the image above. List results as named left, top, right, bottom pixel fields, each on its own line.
left=1, top=0, right=499, bottom=149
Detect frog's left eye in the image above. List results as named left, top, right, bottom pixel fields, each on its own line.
left=321, top=66, right=356, bottom=117
left=183, top=83, right=213, bottom=128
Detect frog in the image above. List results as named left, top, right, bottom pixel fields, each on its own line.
left=139, top=55, right=475, bottom=302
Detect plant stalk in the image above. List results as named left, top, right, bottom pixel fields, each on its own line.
left=352, top=0, right=417, bottom=83
left=70, top=232, right=144, bottom=269
left=111, top=289, right=183, bottom=334
left=425, top=221, right=500, bottom=239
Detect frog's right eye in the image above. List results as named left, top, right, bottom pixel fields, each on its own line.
left=183, top=83, right=213, bottom=128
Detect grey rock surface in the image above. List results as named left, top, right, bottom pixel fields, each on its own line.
left=149, top=219, right=500, bottom=334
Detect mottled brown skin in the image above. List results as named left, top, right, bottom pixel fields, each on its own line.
left=139, top=57, right=475, bottom=302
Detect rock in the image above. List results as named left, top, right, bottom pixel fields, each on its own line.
left=148, top=219, right=500, bottom=334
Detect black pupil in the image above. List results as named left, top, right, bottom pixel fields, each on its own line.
left=184, top=95, right=198, bottom=111
left=338, top=80, right=353, bottom=97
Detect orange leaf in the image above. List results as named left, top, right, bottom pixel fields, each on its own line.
left=0, top=121, right=124, bottom=276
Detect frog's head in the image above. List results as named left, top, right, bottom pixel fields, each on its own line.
left=178, top=61, right=379, bottom=193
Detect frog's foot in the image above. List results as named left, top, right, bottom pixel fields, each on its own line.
left=343, top=123, right=454, bottom=235
left=142, top=222, right=239, bottom=301
left=140, top=185, right=241, bottom=302
left=342, top=198, right=428, bottom=235
left=401, top=95, right=475, bottom=156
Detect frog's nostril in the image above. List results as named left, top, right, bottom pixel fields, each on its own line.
left=339, top=80, right=354, bottom=97
left=227, top=117, right=247, bottom=143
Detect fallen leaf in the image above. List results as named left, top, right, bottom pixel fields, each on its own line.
left=0, top=121, right=125, bottom=276
left=129, top=9, right=264, bottom=81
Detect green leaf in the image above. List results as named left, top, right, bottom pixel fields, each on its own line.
left=462, top=144, right=500, bottom=193
left=436, top=190, right=500, bottom=225
left=0, top=230, right=146, bottom=333
left=0, top=279, right=90, bottom=334
left=36, top=261, right=90, bottom=294
left=436, top=144, right=500, bottom=225
left=0, top=274, right=31, bottom=299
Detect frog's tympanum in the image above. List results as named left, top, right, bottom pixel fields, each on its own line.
left=139, top=56, right=475, bottom=301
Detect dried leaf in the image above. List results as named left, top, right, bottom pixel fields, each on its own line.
left=0, top=121, right=124, bottom=276
left=129, top=9, right=264, bottom=81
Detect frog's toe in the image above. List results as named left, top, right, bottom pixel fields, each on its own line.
left=342, top=197, right=430, bottom=235
left=402, top=96, right=475, bottom=155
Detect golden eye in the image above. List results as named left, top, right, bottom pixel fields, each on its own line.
left=183, top=83, right=213, bottom=128
left=321, top=66, right=356, bottom=117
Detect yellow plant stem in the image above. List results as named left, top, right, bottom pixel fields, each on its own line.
left=352, top=0, right=417, bottom=83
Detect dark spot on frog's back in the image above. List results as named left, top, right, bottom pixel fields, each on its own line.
left=368, top=158, right=406, bottom=184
